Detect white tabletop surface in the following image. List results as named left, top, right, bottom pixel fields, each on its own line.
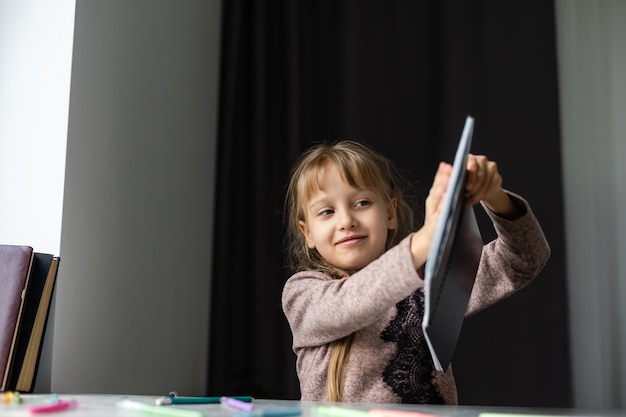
left=1, top=394, right=624, bottom=417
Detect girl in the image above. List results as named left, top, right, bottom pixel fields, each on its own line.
left=281, top=140, right=550, bottom=404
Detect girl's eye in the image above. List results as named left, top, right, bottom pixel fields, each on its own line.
left=319, top=209, right=334, bottom=217
left=355, top=200, right=370, bottom=208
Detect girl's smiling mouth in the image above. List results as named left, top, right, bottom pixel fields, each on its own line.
left=336, top=235, right=367, bottom=245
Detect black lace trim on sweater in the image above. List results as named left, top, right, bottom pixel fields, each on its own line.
left=381, top=290, right=444, bottom=404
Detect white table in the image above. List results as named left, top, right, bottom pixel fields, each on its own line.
left=1, top=394, right=623, bottom=417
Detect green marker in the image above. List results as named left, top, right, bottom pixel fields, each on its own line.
left=479, top=414, right=565, bottom=417
left=311, top=405, right=370, bottom=417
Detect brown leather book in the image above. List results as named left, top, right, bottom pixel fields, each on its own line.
left=0, top=245, right=34, bottom=391
left=8, top=254, right=60, bottom=392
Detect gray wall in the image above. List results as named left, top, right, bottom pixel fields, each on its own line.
left=51, top=0, right=221, bottom=395
left=556, top=0, right=626, bottom=409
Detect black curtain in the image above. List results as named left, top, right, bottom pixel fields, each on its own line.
left=209, top=1, right=571, bottom=407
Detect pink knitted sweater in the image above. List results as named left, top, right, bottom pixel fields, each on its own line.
left=281, top=194, right=550, bottom=404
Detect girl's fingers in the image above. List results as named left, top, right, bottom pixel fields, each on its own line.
left=430, top=163, right=451, bottom=203
left=425, top=162, right=451, bottom=225
left=465, top=155, right=502, bottom=205
left=465, top=154, right=487, bottom=192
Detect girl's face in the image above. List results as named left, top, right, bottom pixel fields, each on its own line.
left=298, top=164, right=397, bottom=271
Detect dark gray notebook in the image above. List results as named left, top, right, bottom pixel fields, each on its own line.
left=422, top=116, right=483, bottom=371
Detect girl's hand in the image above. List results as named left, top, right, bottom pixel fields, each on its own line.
left=411, top=156, right=525, bottom=273
left=465, top=154, right=524, bottom=219
left=410, top=162, right=452, bottom=271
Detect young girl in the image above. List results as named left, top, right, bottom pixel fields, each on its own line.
left=281, top=140, right=550, bottom=404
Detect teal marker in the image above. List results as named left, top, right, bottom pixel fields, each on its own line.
left=234, top=409, right=302, bottom=417
left=157, top=396, right=254, bottom=405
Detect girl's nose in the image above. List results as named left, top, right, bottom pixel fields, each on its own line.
left=337, top=209, right=357, bottom=230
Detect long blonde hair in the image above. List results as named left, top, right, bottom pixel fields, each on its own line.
left=283, top=140, right=416, bottom=401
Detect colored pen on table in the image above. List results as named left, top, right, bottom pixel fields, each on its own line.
left=479, top=414, right=566, bottom=417
left=221, top=396, right=255, bottom=411
left=311, top=405, right=370, bottom=417
left=157, top=396, right=254, bottom=405
left=117, top=399, right=204, bottom=417
left=28, top=400, right=78, bottom=414
left=233, top=408, right=303, bottom=417
left=369, top=410, right=439, bottom=417
left=313, top=407, right=441, bottom=417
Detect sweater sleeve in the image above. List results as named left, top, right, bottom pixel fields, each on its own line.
left=466, top=191, right=551, bottom=316
left=282, top=235, right=422, bottom=349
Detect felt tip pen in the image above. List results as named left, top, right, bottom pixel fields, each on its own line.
left=28, top=400, right=78, bottom=414
left=233, top=408, right=303, bottom=417
left=157, top=396, right=254, bottom=405
left=479, top=414, right=566, bottom=417
left=311, top=405, right=370, bottom=417
left=369, top=410, right=439, bottom=417
left=117, top=399, right=204, bottom=417
left=221, top=396, right=255, bottom=411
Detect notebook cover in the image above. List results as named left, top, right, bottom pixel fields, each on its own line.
left=422, top=116, right=483, bottom=371
left=0, top=245, right=34, bottom=390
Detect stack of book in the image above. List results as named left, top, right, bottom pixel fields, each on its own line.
left=0, top=245, right=60, bottom=392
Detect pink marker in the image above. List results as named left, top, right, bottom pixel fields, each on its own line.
left=369, top=410, right=438, bottom=417
left=28, top=399, right=78, bottom=414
